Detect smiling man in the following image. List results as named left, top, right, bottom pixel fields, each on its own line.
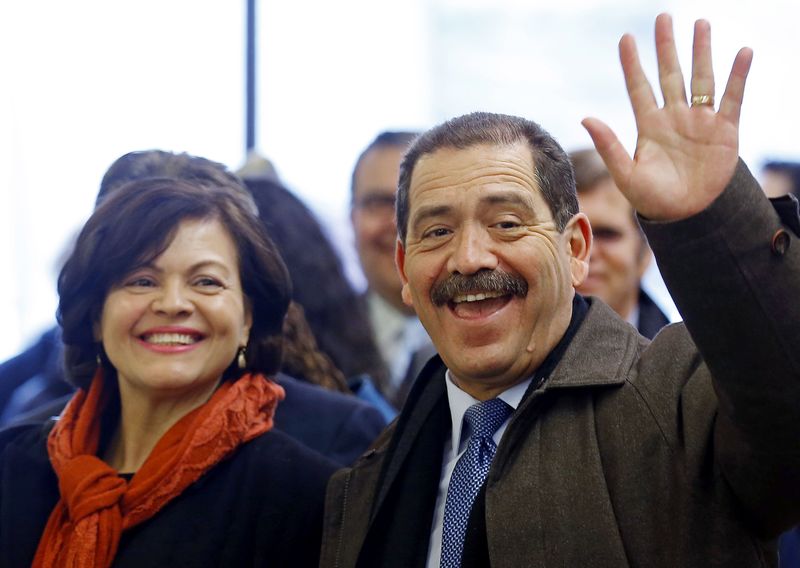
left=396, top=137, right=588, bottom=401
left=322, top=15, right=800, bottom=568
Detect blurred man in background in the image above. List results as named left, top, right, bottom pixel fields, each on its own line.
left=351, top=131, right=435, bottom=407
left=571, top=148, right=669, bottom=339
left=761, top=160, right=800, bottom=199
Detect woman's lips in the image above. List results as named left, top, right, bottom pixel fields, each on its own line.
left=137, top=329, right=205, bottom=353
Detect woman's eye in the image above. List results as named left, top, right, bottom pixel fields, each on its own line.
left=125, top=277, right=156, bottom=288
left=194, top=277, right=224, bottom=289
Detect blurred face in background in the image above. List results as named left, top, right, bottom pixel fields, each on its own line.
left=761, top=170, right=794, bottom=198
left=576, top=177, right=650, bottom=320
left=351, top=145, right=410, bottom=313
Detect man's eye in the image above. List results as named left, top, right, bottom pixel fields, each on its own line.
left=593, top=228, right=623, bottom=242
left=494, top=221, right=520, bottom=230
left=356, top=195, right=395, bottom=215
left=423, top=227, right=451, bottom=239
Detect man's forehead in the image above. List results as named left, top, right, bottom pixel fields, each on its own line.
left=410, top=141, right=540, bottom=195
left=359, top=145, right=405, bottom=173
left=405, top=143, right=557, bottom=236
left=354, top=145, right=405, bottom=189
left=578, top=177, right=635, bottom=217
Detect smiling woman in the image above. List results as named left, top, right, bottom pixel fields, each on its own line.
left=98, top=217, right=254, bottom=449
left=0, top=178, right=337, bottom=567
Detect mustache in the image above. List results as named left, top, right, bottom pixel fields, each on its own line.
left=430, top=269, right=528, bottom=306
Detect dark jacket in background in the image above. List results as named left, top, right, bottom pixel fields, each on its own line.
left=0, top=327, right=72, bottom=425
left=636, top=288, right=670, bottom=339
left=273, top=374, right=386, bottom=465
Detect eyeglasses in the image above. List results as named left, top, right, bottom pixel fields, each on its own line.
left=352, top=194, right=396, bottom=217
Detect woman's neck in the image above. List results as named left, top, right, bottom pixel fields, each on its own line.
left=102, top=380, right=220, bottom=473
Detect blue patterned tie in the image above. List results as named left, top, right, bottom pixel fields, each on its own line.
left=440, top=398, right=513, bottom=567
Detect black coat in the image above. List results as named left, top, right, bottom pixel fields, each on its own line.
left=0, top=421, right=338, bottom=567
left=272, top=374, right=386, bottom=465
left=636, top=288, right=670, bottom=340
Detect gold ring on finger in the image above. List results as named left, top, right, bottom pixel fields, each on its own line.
left=691, top=94, right=714, bottom=107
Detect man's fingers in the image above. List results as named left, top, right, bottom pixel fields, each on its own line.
left=619, top=34, right=658, bottom=127
left=581, top=117, right=633, bottom=191
left=655, top=13, right=687, bottom=107
left=718, top=47, right=753, bottom=127
left=690, top=19, right=715, bottom=105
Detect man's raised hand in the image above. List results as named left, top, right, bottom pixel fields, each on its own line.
left=582, top=13, right=753, bottom=221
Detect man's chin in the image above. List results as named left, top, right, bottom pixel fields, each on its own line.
left=445, top=352, right=522, bottom=389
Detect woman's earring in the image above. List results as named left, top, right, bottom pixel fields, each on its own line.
left=96, top=353, right=102, bottom=367
left=237, top=347, right=247, bottom=370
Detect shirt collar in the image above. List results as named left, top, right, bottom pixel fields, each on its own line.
left=367, top=292, right=409, bottom=355
left=626, top=303, right=640, bottom=328
left=444, top=370, right=532, bottom=454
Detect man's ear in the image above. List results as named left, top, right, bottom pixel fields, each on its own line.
left=565, top=213, right=592, bottom=287
left=395, top=239, right=414, bottom=308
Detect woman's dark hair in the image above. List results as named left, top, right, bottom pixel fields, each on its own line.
left=244, top=177, right=389, bottom=389
left=281, top=302, right=348, bottom=392
left=57, top=177, right=291, bottom=389
left=96, top=150, right=256, bottom=213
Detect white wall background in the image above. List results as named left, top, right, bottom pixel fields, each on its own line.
left=1, top=0, right=797, bottom=360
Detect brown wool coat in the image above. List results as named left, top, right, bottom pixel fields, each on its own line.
left=321, top=161, right=800, bottom=568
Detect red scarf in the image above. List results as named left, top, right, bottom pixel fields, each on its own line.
left=32, top=369, right=284, bottom=568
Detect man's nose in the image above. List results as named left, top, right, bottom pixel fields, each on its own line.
left=152, top=281, right=193, bottom=316
left=446, top=224, right=499, bottom=275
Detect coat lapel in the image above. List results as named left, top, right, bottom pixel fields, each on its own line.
left=484, top=300, right=639, bottom=567
left=370, top=357, right=448, bottom=517
left=357, top=360, right=450, bottom=568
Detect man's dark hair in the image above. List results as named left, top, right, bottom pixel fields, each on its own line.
left=570, top=147, right=612, bottom=194
left=396, top=112, right=578, bottom=244
left=350, top=131, right=420, bottom=202
left=58, top=177, right=291, bottom=389
left=763, top=160, right=800, bottom=197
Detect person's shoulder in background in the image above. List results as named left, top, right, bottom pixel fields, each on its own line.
left=273, top=373, right=387, bottom=466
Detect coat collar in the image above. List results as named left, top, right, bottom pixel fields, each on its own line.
left=543, top=297, right=641, bottom=390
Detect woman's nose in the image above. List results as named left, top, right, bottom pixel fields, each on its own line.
left=151, top=282, right=193, bottom=316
